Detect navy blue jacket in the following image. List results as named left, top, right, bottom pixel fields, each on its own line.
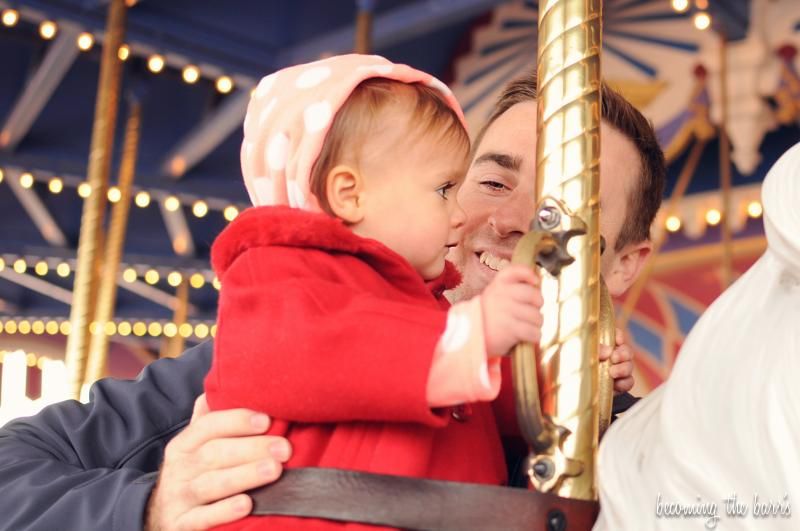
left=0, top=341, right=212, bottom=531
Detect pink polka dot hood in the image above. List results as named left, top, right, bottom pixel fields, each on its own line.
left=240, top=53, right=466, bottom=212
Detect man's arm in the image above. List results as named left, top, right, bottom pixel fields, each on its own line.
left=0, top=342, right=206, bottom=531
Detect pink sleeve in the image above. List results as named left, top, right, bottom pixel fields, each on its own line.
left=425, top=297, right=502, bottom=408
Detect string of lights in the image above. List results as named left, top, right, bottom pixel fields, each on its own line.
left=0, top=8, right=250, bottom=94
left=0, top=318, right=217, bottom=339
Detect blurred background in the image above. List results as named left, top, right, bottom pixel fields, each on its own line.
left=0, top=0, right=798, bottom=424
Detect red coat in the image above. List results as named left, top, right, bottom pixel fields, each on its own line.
left=205, top=206, right=509, bottom=530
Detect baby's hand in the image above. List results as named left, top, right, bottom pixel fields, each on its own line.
left=481, top=264, right=543, bottom=356
left=599, top=327, right=635, bottom=395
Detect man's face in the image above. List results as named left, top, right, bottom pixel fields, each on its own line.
left=448, top=100, right=649, bottom=300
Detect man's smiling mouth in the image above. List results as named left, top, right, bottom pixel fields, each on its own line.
left=478, top=251, right=510, bottom=272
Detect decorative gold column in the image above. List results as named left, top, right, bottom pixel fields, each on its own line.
left=534, top=0, right=602, bottom=500
left=160, top=280, right=190, bottom=359
left=64, top=0, right=127, bottom=400
left=84, top=100, right=141, bottom=388
left=354, top=0, right=373, bottom=54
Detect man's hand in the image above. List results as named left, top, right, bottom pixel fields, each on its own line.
left=599, top=327, right=635, bottom=395
left=481, top=265, right=543, bottom=356
left=145, top=394, right=292, bottom=531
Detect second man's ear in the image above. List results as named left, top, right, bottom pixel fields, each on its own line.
left=325, top=165, right=365, bottom=224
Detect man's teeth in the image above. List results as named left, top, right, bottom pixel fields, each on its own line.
left=479, top=251, right=510, bottom=272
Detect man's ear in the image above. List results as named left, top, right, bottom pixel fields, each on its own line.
left=605, top=240, right=652, bottom=297
left=326, top=165, right=365, bottom=224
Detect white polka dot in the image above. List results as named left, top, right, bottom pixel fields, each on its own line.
left=286, top=179, right=306, bottom=209
left=295, top=66, right=332, bottom=89
left=266, top=132, right=289, bottom=171
left=357, top=64, right=394, bottom=76
left=478, top=361, right=491, bottom=389
left=255, top=73, right=277, bottom=100
left=440, top=311, right=471, bottom=353
left=304, top=101, right=333, bottom=133
left=427, top=77, right=452, bottom=97
left=252, top=176, right=275, bottom=206
left=258, top=98, right=277, bottom=128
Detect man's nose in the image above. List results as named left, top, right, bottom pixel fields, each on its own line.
left=488, top=187, right=536, bottom=237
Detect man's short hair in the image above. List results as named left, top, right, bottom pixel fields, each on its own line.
left=474, top=72, right=666, bottom=251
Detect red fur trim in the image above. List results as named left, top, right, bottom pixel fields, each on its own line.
left=211, top=206, right=461, bottom=294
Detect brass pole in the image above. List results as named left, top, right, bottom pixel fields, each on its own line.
left=354, top=0, right=373, bottom=54
left=85, top=100, right=141, bottom=387
left=160, top=280, right=190, bottom=359
left=64, top=0, right=127, bottom=400
left=619, top=139, right=707, bottom=328
left=718, top=34, right=734, bottom=288
left=534, top=0, right=602, bottom=500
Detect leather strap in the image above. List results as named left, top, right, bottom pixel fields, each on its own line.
left=249, top=467, right=598, bottom=530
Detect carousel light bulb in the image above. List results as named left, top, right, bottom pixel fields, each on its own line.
left=189, top=272, right=205, bottom=289
left=694, top=12, right=711, bottom=30
left=216, top=75, right=234, bottom=94
left=107, top=186, right=122, bottom=203
left=18, top=320, right=31, bottom=334
left=167, top=271, right=183, bottom=287
left=48, top=177, right=63, bottom=194
left=32, top=321, right=45, bottom=335
left=59, top=321, right=71, bottom=335
left=164, top=195, right=180, bottom=212
left=2, top=9, right=19, bottom=27
left=34, top=261, right=48, bottom=276
left=0, top=167, right=4, bottom=183
left=5, top=321, right=17, bottom=334
left=194, top=323, right=209, bottom=339
left=19, top=172, right=34, bottom=189
left=104, top=321, right=116, bottom=336
left=210, top=324, right=217, bottom=337
left=705, top=208, right=721, bottom=226
left=134, top=191, right=151, bottom=207
left=163, top=323, right=177, bottom=338
left=13, top=259, right=26, bottom=274
left=192, top=200, right=208, bottom=218
left=77, top=182, right=92, bottom=198
left=122, top=267, right=137, bottom=283
left=223, top=205, right=239, bottom=221
left=147, top=322, right=162, bottom=337
left=56, top=262, right=70, bottom=277
left=747, top=201, right=763, bottom=218
left=117, top=321, right=132, bottom=336
left=118, top=44, right=130, bottom=61
left=133, top=322, right=147, bottom=337
left=665, top=216, right=682, bottom=232
left=39, top=20, right=57, bottom=40
left=144, top=269, right=160, bottom=285
left=77, top=32, right=94, bottom=51
left=671, top=0, right=689, bottom=12
left=695, top=0, right=709, bottom=9
left=182, top=65, right=200, bottom=84
left=26, top=352, right=37, bottom=366
left=212, top=276, right=221, bottom=290
left=179, top=323, right=193, bottom=338
left=0, top=257, right=4, bottom=271
left=147, top=54, right=165, bottom=74
left=45, top=321, right=59, bottom=335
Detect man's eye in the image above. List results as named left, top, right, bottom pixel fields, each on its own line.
left=480, top=180, right=508, bottom=192
left=436, top=183, right=456, bottom=199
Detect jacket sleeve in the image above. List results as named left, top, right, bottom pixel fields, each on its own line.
left=205, top=246, right=449, bottom=427
left=0, top=341, right=212, bottom=531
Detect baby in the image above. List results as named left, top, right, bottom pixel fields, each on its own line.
left=205, top=54, right=542, bottom=530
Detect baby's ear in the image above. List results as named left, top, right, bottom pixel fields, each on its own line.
left=326, top=165, right=365, bottom=224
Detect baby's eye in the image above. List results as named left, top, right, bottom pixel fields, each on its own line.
left=436, top=182, right=456, bottom=199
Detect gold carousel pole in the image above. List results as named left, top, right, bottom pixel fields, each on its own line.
left=84, top=100, right=141, bottom=388
left=64, top=0, right=127, bottom=400
left=531, top=0, right=603, bottom=499
left=354, top=0, right=374, bottom=54
left=160, top=280, right=190, bottom=359
left=718, top=34, right=734, bottom=288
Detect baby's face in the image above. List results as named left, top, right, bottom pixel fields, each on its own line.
left=351, top=118, right=469, bottom=280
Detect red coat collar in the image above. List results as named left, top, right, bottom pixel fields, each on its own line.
left=212, top=206, right=462, bottom=296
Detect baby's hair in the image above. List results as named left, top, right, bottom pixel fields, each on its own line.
left=310, top=78, right=470, bottom=214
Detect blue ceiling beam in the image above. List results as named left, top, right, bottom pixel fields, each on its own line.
left=279, top=0, right=511, bottom=66
left=0, top=22, right=81, bottom=152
